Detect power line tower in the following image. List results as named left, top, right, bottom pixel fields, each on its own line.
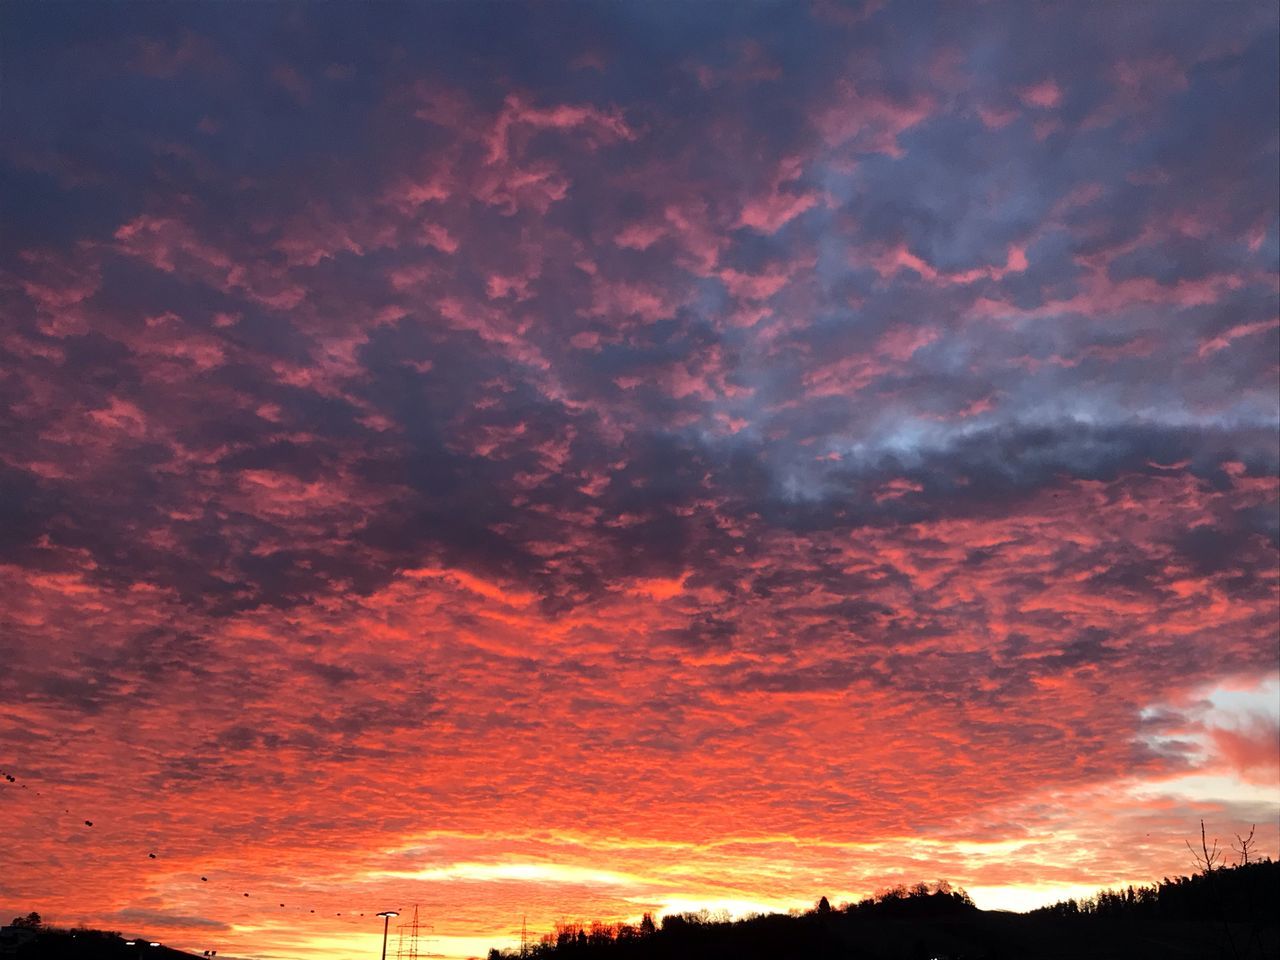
left=394, top=904, right=428, bottom=960
left=520, top=915, right=528, bottom=958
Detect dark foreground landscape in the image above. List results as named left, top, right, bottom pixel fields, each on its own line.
left=495, top=861, right=1280, bottom=960
left=6, top=861, right=1278, bottom=960
left=0, top=921, right=203, bottom=960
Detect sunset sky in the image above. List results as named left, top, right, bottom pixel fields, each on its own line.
left=1, top=2, right=1278, bottom=958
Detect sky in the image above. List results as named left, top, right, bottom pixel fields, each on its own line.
left=1, top=1, right=1278, bottom=957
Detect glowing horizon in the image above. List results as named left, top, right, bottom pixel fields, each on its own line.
left=2, top=2, right=1277, bottom=958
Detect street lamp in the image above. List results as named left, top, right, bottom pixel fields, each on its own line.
left=376, top=910, right=399, bottom=960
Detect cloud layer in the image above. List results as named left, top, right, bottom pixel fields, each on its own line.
left=1, top=2, right=1277, bottom=957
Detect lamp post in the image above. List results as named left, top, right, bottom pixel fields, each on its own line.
left=376, top=910, right=399, bottom=960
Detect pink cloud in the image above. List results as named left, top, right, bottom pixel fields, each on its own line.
left=737, top=157, right=821, bottom=234
left=484, top=95, right=634, bottom=165
left=861, top=242, right=1029, bottom=286
left=1197, top=318, right=1279, bottom=358
left=873, top=477, right=924, bottom=503
left=114, top=215, right=307, bottom=309
left=1018, top=79, right=1062, bottom=110
left=977, top=104, right=1020, bottom=130
left=614, top=221, right=669, bottom=251
left=15, top=248, right=102, bottom=336
left=584, top=277, right=683, bottom=323
left=473, top=158, right=571, bottom=214
left=813, top=80, right=935, bottom=157
left=1209, top=717, right=1280, bottom=780
left=719, top=265, right=793, bottom=301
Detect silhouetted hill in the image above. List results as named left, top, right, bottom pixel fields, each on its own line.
left=2, top=924, right=204, bottom=960
left=490, top=864, right=1280, bottom=960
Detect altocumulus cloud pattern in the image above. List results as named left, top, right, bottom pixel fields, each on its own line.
left=0, top=2, right=1277, bottom=958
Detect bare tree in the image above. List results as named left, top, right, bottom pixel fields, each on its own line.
left=1232, top=825, right=1256, bottom=866
left=1186, top=819, right=1223, bottom=873
left=1187, top=821, right=1241, bottom=960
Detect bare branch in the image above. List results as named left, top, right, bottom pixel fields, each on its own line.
left=1232, top=824, right=1256, bottom=866
left=1187, top=819, right=1222, bottom=874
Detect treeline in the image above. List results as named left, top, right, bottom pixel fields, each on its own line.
left=1032, top=858, right=1279, bottom=924
left=488, top=881, right=980, bottom=959
left=514, top=881, right=976, bottom=954
left=844, top=881, right=976, bottom=918
left=486, top=867, right=1280, bottom=960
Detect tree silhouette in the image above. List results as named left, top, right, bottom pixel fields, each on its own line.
left=1233, top=825, right=1257, bottom=866
left=1186, top=818, right=1223, bottom=873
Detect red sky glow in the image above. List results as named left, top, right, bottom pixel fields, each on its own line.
left=1, top=2, right=1278, bottom=958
